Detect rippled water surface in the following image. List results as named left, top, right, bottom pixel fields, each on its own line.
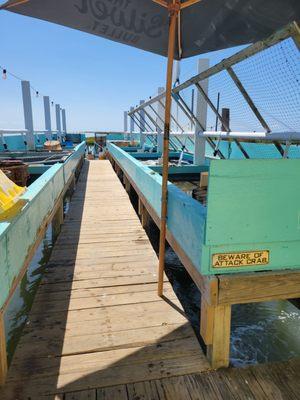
left=167, top=254, right=300, bottom=367
left=4, top=196, right=71, bottom=364
left=165, top=178, right=300, bottom=366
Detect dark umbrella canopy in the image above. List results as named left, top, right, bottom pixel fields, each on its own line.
left=1, top=0, right=300, bottom=59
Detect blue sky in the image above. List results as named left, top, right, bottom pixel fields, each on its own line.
left=0, top=6, right=243, bottom=132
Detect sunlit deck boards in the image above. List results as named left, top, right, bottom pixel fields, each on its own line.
left=1, top=160, right=209, bottom=399
left=62, top=358, right=300, bottom=400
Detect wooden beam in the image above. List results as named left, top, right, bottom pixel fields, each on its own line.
left=200, top=299, right=214, bottom=345
left=52, top=200, right=64, bottom=241
left=292, top=21, right=300, bottom=50
left=138, top=198, right=143, bottom=216
left=125, top=179, right=131, bottom=194
left=0, top=312, right=7, bottom=385
left=158, top=2, right=178, bottom=297
left=180, top=0, right=201, bottom=9
left=226, top=66, right=270, bottom=133
left=194, top=82, right=249, bottom=159
left=152, top=0, right=168, bottom=7
left=218, top=270, right=300, bottom=305
left=141, top=202, right=151, bottom=229
left=206, top=304, right=231, bottom=369
left=3, top=0, right=29, bottom=9
left=173, top=92, right=225, bottom=159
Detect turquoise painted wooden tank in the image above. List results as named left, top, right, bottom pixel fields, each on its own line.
left=108, top=143, right=300, bottom=276
left=0, top=142, right=86, bottom=310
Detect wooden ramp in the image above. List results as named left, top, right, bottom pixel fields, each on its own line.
left=1, top=160, right=209, bottom=399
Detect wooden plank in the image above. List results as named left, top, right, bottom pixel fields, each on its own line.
left=1, top=160, right=207, bottom=398
left=141, top=203, right=151, bottom=229
left=200, top=299, right=214, bottom=345
left=3, top=355, right=208, bottom=398
left=157, top=375, right=193, bottom=399
left=97, top=386, right=128, bottom=400
left=65, top=389, right=96, bottom=400
left=22, top=301, right=188, bottom=333
left=38, top=273, right=161, bottom=291
left=34, top=282, right=168, bottom=302
left=14, top=324, right=192, bottom=360
left=218, top=271, right=300, bottom=305
left=180, top=374, right=220, bottom=400
left=0, top=313, right=7, bottom=386
left=8, top=337, right=206, bottom=382
left=30, top=286, right=177, bottom=314
left=52, top=200, right=64, bottom=240
left=127, top=381, right=162, bottom=400
left=207, top=305, right=231, bottom=369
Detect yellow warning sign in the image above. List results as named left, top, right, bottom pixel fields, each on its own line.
left=212, top=250, right=269, bottom=268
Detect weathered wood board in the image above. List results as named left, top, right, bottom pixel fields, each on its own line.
left=0, top=160, right=209, bottom=399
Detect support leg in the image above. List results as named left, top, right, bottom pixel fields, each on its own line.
left=52, top=201, right=64, bottom=241
left=141, top=204, right=150, bottom=229
left=201, top=298, right=231, bottom=369
left=125, top=179, right=131, bottom=194
left=138, top=198, right=143, bottom=216
left=0, top=313, right=7, bottom=386
left=70, top=175, right=76, bottom=194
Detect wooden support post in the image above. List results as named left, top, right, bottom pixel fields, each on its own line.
left=116, top=165, right=122, bottom=179
left=201, top=298, right=231, bottom=369
left=123, top=176, right=131, bottom=194
left=200, top=299, right=214, bottom=345
left=0, top=312, right=7, bottom=386
left=226, top=66, right=270, bottom=132
left=70, top=175, right=76, bottom=194
left=138, top=198, right=143, bottom=216
left=138, top=198, right=150, bottom=229
left=52, top=200, right=64, bottom=241
left=158, top=0, right=179, bottom=297
left=141, top=204, right=150, bottom=229
left=156, top=87, right=165, bottom=154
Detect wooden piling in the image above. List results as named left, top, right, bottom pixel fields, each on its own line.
left=52, top=200, right=64, bottom=241
left=206, top=303, right=232, bottom=369
left=137, top=198, right=150, bottom=229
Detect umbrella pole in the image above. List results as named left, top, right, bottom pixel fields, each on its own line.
left=158, top=2, right=178, bottom=297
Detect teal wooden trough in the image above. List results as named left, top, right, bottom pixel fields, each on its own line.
left=108, top=142, right=300, bottom=276
left=0, top=142, right=86, bottom=311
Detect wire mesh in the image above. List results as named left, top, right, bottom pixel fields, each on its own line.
left=130, top=27, right=300, bottom=159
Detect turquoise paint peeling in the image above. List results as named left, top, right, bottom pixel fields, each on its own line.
left=0, top=142, right=85, bottom=310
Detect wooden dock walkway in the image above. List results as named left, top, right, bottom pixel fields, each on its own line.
left=1, top=160, right=299, bottom=399
left=1, top=160, right=209, bottom=399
